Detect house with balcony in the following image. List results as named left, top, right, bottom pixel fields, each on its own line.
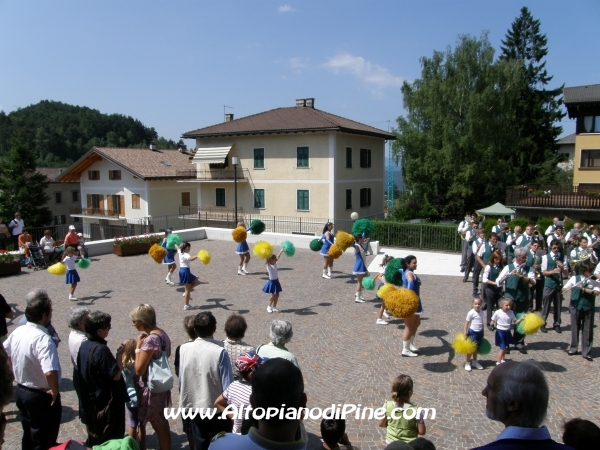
left=505, top=83, right=600, bottom=222
left=37, top=167, right=80, bottom=226
left=180, top=98, right=396, bottom=227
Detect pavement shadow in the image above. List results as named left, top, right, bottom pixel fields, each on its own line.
left=422, top=362, right=457, bottom=373
left=525, top=341, right=568, bottom=351
left=60, top=405, right=78, bottom=423
left=78, top=290, right=113, bottom=305
left=60, top=377, right=75, bottom=393
left=417, top=329, right=454, bottom=361
left=538, top=361, right=567, bottom=372
left=282, top=306, right=318, bottom=315
left=197, top=298, right=235, bottom=311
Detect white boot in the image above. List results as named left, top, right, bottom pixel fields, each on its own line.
left=402, top=340, right=417, bottom=357
left=355, top=292, right=365, bottom=303
left=165, top=272, right=174, bottom=285
left=238, top=265, right=246, bottom=275
left=242, top=263, right=248, bottom=274
left=359, top=289, right=365, bottom=300
left=322, top=269, right=330, bottom=279
left=409, top=336, right=419, bottom=352
left=327, top=267, right=332, bottom=278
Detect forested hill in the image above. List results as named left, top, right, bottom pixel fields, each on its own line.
left=0, top=100, right=181, bottom=167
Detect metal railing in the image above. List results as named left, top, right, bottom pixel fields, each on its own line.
left=174, top=168, right=250, bottom=180
left=70, top=207, right=120, bottom=218
left=372, top=221, right=461, bottom=253
left=179, top=206, right=243, bottom=217
left=506, top=184, right=600, bottom=210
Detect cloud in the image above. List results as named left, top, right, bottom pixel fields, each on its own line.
left=278, top=5, right=295, bottom=13
left=289, top=57, right=309, bottom=69
left=323, top=53, right=404, bottom=94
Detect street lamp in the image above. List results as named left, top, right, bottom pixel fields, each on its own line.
left=232, top=156, right=239, bottom=226
left=351, top=212, right=359, bottom=221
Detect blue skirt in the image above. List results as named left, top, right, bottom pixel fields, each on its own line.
left=495, top=329, right=514, bottom=350
left=353, top=260, right=367, bottom=275
left=179, top=267, right=197, bottom=285
left=415, top=299, right=423, bottom=315
left=320, top=241, right=332, bottom=257
left=262, top=279, right=282, bottom=294
left=66, top=269, right=80, bottom=284
left=467, top=328, right=484, bottom=346
left=162, top=248, right=176, bottom=264
left=236, top=241, right=249, bottom=255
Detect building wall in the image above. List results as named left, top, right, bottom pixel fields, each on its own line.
left=148, top=180, right=198, bottom=216
left=46, top=181, right=80, bottom=224
left=573, top=134, right=600, bottom=185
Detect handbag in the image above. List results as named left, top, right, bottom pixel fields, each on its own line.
left=147, top=332, right=174, bottom=393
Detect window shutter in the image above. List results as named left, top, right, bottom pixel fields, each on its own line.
left=120, top=195, right=125, bottom=215
left=368, top=150, right=371, bottom=168
left=107, top=195, right=113, bottom=213
left=87, top=194, right=92, bottom=214
left=99, top=195, right=104, bottom=211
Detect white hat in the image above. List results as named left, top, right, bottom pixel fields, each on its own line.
left=69, top=225, right=76, bottom=230
left=77, top=233, right=83, bottom=237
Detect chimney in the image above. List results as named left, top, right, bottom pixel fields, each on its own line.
left=149, top=141, right=157, bottom=151
left=295, top=98, right=306, bottom=107
left=305, top=98, right=315, bottom=108
left=225, top=113, right=234, bottom=122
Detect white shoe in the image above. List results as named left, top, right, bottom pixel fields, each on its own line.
left=322, top=273, right=331, bottom=279
left=166, top=280, right=175, bottom=285
left=238, top=270, right=246, bottom=275
left=376, top=318, right=388, bottom=325
left=69, top=295, right=78, bottom=300
left=409, top=343, right=420, bottom=352
left=355, top=296, right=366, bottom=303
left=183, top=304, right=193, bottom=310
left=272, top=307, right=279, bottom=312
left=242, top=268, right=249, bottom=274
left=359, top=292, right=366, bottom=300
left=267, top=306, right=273, bottom=313
left=383, top=310, right=391, bottom=319
left=465, top=362, right=472, bottom=372
left=401, top=349, right=418, bottom=357
left=471, top=360, right=483, bottom=370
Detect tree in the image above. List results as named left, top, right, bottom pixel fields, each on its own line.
left=500, top=7, right=565, bottom=184
left=394, top=33, right=522, bottom=218
left=0, top=129, right=52, bottom=227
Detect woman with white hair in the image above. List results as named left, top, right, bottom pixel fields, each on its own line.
left=257, top=319, right=300, bottom=368
left=68, top=306, right=90, bottom=425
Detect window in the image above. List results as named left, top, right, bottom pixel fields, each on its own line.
left=90, top=194, right=101, bottom=209
left=72, top=190, right=80, bottom=203
left=216, top=188, right=226, bottom=207
left=131, top=193, right=141, bottom=209
left=360, top=148, right=372, bottom=168
left=107, top=195, right=124, bottom=215
left=580, top=149, right=600, bottom=168
left=181, top=192, right=191, bottom=207
left=346, top=189, right=352, bottom=209
left=54, top=192, right=62, bottom=204
left=581, top=116, right=600, bottom=133
left=360, top=188, right=372, bottom=207
left=297, top=147, right=309, bottom=168
left=254, top=189, right=265, bottom=209
left=209, top=157, right=228, bottom=169
left=254, top=148, right=265, bottom=169
left=297, top=190, right=309, bottom=211
left=109, top=170, right=121, bottom=180
left=73, top=216, right=80, bottom=223
left=54, top=215, right=66, bottom=225
left=88, top=170, right=100, bottom=180
left=346, top=147, right=352, bottom=168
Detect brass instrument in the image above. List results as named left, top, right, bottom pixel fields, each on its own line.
left=569, top=248, right=592, bottom=266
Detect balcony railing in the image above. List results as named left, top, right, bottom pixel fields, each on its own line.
left=506, top=185, right=600, bottom=210
left=175, top=168, right=249, bottom=180
left=70, top=207, right=120, bottom=218
left=179, top=206, right=243, bottom=218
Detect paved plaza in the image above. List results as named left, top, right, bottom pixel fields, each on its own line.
left=2, top=239, right=600, bottom=449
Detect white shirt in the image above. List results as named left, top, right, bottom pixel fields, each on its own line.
left=544, top=224, right=556, bottom=236
left=563, top=275, right=600, bottom=293
left=472, top=238, right=484, bottom=254
left=266, top=262, right=278, bottom=280
left=515, top=234, right=534, bottom=247
left=547, top=234, right=563, bottom=248
left=62, top=255, right=77, bottom=270
left=496, top=263, right=536, bottom=287
left=482, top=265, right=501, bottom=284
left=570, top=247, right=598, bottom=264
left=3, top=322, right=62, bottom=389
left=466, top=309, right=484, bottom=332
left=179, top=250, right=190, bottom=268
left=491, top=309, right=516, bottom=331
left=9, top=218, right=24, bottom=235
left=541, top=253, right=566, bottom=272
left=458, top=220, right=469, bottom=233
left=68, top=329, right=87, bottom=368
left=39, top=236, right=55, bottom=253
left=506, top=233, right=519, bottom=246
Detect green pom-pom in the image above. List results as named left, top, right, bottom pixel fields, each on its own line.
left=352, top=218, right=374, bottom=237
left=250, top=220, right=266, bottom=235
left=166, top=233, right=182, bottom=249
left=477, top=338, right=492, bottom=355
left=281, top=241, right=295, bottom=257
left=384, top=258, right=404, bottom=287
left=309, top=239, right=323, bottom=252
left=362, top=276, right=375, bottom=290
left=77, top=258, right=91, bottom=269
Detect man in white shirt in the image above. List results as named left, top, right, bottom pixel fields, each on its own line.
left=540, top=240, right=567, bottom=333
left=458, top=212, right=472, bottom=272
left=462, top=221, right=479, bottom=282
left=515, top=224, right=535, bottom=248
left=8, top=211, right=24, bottom=250
left=544, top=217, right=559, bottom=237
left=3, top=292, right=62, bottom=449
left=569, top=237, right=598, bottom=275
left=506, top=225, right=522, bottom=264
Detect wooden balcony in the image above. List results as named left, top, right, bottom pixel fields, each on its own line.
left=175, top=168, right=249, bottom=181
left=506, top=185, right=600, bottom=210
left=70, top=207, right=120, bottom=218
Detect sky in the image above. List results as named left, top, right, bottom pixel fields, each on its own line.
left=1, top=0, right=598, bottom=148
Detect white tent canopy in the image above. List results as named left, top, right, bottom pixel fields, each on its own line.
left=476, top=202, right=515, bottom=219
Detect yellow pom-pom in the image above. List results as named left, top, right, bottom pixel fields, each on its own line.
left=377, top=283, right=396, bottom=299
left=335, top=231, right=355, bottom=252
left=148, top=244, right=167, bottom=264
left=232, top=226, right=247, bottom=243
left=451, top=333, right=478, bottom=355
left=383, top=287, right=419, bottom=318
left=198, top=249, right=211, bottom=265
left=327, top=243, right=343, bottom=259
left=47, top=262, right=67, bottom=275
left=253, top=241, right=274, bottom=260
left=520, top=312, right=545, bottom=335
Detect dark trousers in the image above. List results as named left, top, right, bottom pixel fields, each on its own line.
left=472, top=263, right=483, bottom=294
left=484, top=286, right=502, bottom=325
left=529, top=281, right=544, bottom=311
left=570, top=306, right=594, bottom=357
left=463, top=249, right=474, bottom=282
left=542, top=286, right=562, bottom=327
left=511, top=300, right=529, bottom=347
left=460, top=239, right=469, bottom=269
left=15, top=384, right=62, bottom=450
left=192, top=415, right=231, bottom=450
left=0, top=236, right=7, bottom=250
left=11, top=234, right=19, bottom=250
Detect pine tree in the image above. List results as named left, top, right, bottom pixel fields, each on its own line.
left=0, top=129, right=52, bottom=227
left=500, top=7, right=565, bottom=185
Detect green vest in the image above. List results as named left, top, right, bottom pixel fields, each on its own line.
left=570, top=275, right=596, bottom=311
left=482, top=241, right=496, bottom=264
left=547, top=234, right=564, bottom=255
left=519, top=235, right=533, bottom=248
left=504, top=263, right=530, bottom=302
left=507, top=234, right=516, bottom=256
left=544, top=253, right=562, bottom=289
left=489, top=265, right=502, bottom=292
left=526, top=250, right=535, bottom=267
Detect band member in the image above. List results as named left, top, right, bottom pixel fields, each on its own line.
left=506, top=225, right=522, bottom=264
left=496, top=247, right=536, bottom=354
left=569, top=237, right=598, bottom=275
left=565, top=223, right=584, bottom=243
left=589, top=226, right=600, bottom=260
left=526, top=241, right=543, bottom=311
left=458, top=213, right=472, bottom=273
left=544, top=217, right=559, bottom=237
left=547, top=225, right=565, bottom=255
left=540, top=239, right=567, bottom=333
left=482, top=250, right=504, bottom=329
left=491, top=219, right=507, bottom=244
left=462, top=221, right=479, bottom=282
left=475, top=233, right=501, bottom=299
left=471, top=228, right=487, bottom=296
left=515, top=224, right=535, bottom=248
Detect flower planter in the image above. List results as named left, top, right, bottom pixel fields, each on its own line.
left=113, top=244, right=151, bottom=257
left=0, top=261, right=21, bottom=276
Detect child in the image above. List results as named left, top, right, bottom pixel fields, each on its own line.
left=173, top=315, right=198, bottom=449
left=320, top=418, right=356, bottom=449
left=236, top=221, right=251, bottom=276
left=122, top=338, right=145, bottom=450
left=353, top=234, right=368, bottom=303
left=215, top=352, right=266, bottom=434
left=263, top=249, right=285, bottom=313
left=161, top=228, right=177, bottom=285
left=320, top=222, right=335, bottom=279
left=378, top=374, right=426, bottom=444
left=76, top=233, right=89, bottom=258
left=63, top=246, right=80, bottom=300
left=175, top=242, right=199, bottom=311
left=490, top=299, right=525, bottom=365
left=463, top=297, right=484, bottom=371
left=374, top=255, right=394, bottom=325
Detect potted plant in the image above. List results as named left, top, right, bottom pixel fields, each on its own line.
left=0, top=251, right=21, bottom=276
left=113, top=234, right=163, bottom=257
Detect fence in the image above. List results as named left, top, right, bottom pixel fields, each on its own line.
left=372, top=221, right=461, bottom=253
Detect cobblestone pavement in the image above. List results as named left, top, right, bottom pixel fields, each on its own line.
left=2, top=239, right=599, bottom=449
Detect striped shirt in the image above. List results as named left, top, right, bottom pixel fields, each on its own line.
left=223, top=380, right=253, bottom=434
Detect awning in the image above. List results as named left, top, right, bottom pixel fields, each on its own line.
left=192, top=144, right=232, bottom=164
left=476, top=202, right=516, bottom=218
